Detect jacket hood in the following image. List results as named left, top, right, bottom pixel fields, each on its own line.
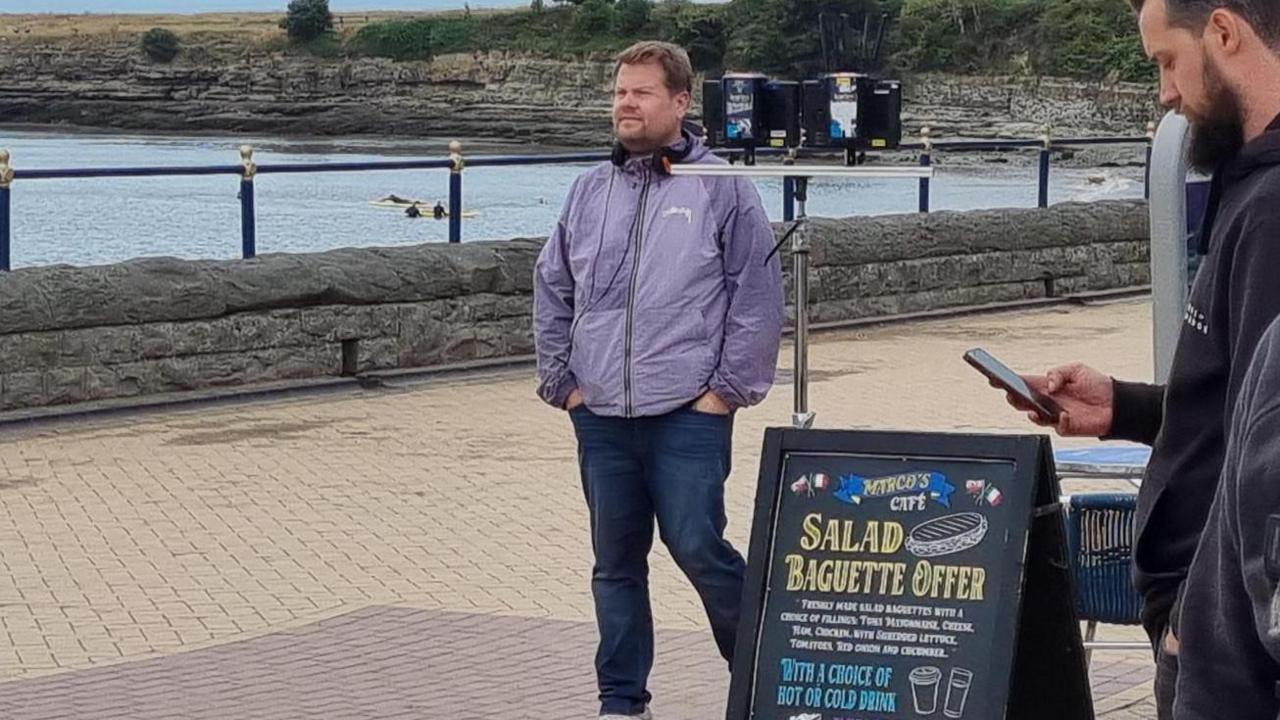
left=1216, top=112, right=1280, bottom=181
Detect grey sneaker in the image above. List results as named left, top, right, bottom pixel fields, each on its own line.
left=599, top=710, right=652, bottom=720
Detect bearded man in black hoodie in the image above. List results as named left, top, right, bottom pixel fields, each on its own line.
left=999, top=0, right=1280, bottom=716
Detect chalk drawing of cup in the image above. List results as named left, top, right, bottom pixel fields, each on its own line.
left=943, top=668, right=973, bottom=718
left=909, top=666, right=941, bottom=715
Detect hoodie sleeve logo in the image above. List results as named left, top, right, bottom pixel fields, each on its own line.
left=1184, top=302, right=1209, bottom=335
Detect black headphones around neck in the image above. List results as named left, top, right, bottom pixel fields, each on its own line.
left=611, top=127, right=696, bottom=175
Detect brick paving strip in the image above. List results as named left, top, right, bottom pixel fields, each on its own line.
left=0, top=605, right=1154, bottom=719
left=0, top=300, right=1161, bottom=718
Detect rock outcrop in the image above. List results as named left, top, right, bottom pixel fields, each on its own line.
left=0, top=31, right=1161, bottom=146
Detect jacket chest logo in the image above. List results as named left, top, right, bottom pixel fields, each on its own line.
left=662, top=206, right=693, bottom=224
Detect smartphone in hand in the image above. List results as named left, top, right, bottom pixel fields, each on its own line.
left=963, top=348, right=1063, bottom=423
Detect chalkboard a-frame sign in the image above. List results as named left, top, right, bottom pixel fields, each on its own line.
left=726, top=429, right=1093, bottom=720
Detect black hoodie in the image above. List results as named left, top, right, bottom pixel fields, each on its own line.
left=1107, top=114, right=1280, bottom=643
left=1173, top=312, right=1280, bottom=720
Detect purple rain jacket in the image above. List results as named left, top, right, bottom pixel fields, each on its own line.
left=533, top=137, right=785, bottom=417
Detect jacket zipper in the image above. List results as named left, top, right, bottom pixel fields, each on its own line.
left=623, top=169, right=652, bottom=417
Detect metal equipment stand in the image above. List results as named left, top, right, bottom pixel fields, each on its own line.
left=789, top=176, right=815, bottom=428
left=667, top=163, right=933, bottom=428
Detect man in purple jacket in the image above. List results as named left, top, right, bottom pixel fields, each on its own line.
left=533, top=41, right=784, bottom=720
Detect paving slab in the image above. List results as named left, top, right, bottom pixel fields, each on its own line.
left=0, top=298, right=1159, bottom=717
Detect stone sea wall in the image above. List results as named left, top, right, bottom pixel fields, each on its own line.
left=0, top=200, right=1148, bottom=411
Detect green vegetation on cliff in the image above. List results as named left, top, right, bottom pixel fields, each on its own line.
left=896, top=0, right=1153, bottom=81
left=281, top=0, right=336, bottom=42
left=293, top=0, right=1156, bottom=83
left=141, top=27, right=181, bottom=63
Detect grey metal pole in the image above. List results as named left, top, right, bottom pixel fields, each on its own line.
left=783, top=148, right=797, bottom=222
left=1149, top=111, right=1191, bottom=383
left=792, top=177, right=814, bottom=429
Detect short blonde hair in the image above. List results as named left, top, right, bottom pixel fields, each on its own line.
left=614, top=41, right=694, bottom=95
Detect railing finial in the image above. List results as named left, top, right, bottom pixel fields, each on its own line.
left=920, top=126, right=933, bottom=152
left=239, top=145, right=257, bottom=181
left=449, top=141, right=465, bottom=173
left=0, top=149, right=12, bottom=189
left=1040, top=124, right=1052, bottom=150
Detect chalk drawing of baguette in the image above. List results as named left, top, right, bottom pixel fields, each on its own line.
left=905, top=512, right=989, bottom=558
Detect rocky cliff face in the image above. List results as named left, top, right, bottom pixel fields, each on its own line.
left=0, top=31, right=1160, bottom=146
left=902, top=74, right=1161, bottom=140
left=0, top=35, right=616, bottom=145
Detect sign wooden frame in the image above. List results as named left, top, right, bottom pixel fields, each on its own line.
left=726, top=428, right=1092, bottom=720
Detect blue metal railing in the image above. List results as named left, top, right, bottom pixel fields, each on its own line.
left=240, top=147, right=257, bottom=260
left=0, top=125, right=1155, bottom=272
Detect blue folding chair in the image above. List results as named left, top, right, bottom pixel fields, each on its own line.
left=1063, top=492, right=1150, bottom=664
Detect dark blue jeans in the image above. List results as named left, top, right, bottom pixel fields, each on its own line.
left=570, top=404, right=747, bottom=716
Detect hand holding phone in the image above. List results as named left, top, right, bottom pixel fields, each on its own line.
left=963, top=352, right=1118, bottom=437
left=963, top=348, right=1063, bottom=423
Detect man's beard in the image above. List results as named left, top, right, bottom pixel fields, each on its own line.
left=614, top=116, right=680, bottom=154
left=615, top=129, right=657, bottom=154
left=1187, top=57, right=1245, bottom=174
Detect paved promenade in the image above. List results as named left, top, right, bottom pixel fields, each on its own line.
left=0, top=298, right=1158, bottom=718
